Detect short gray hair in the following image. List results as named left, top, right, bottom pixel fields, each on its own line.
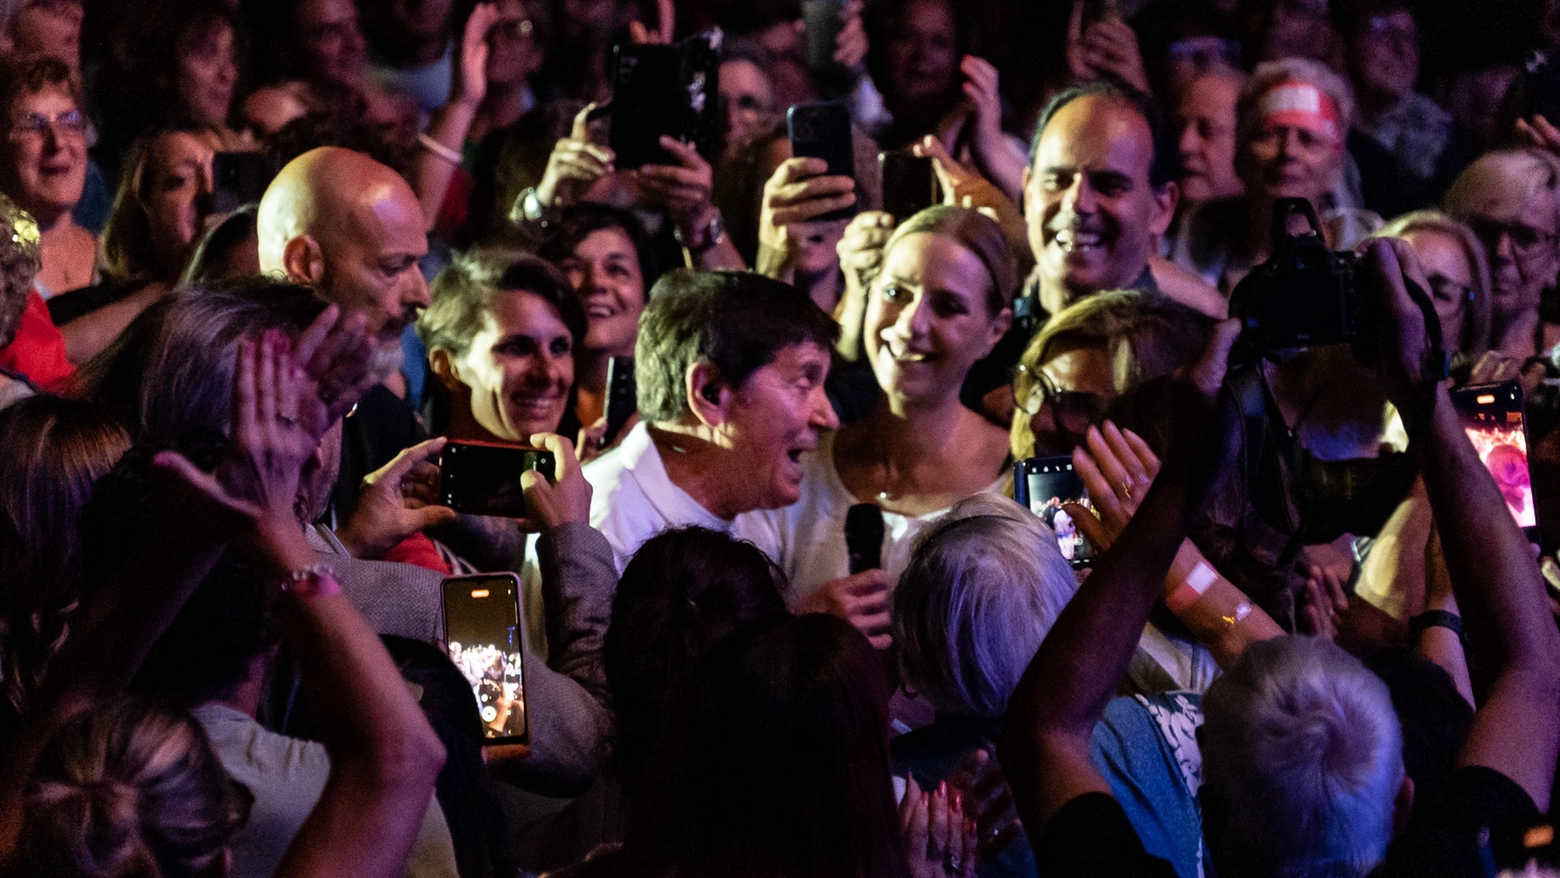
left=1201, top=636, right=1403, bottom=877
left=892, top=494, right=1078, bottom=718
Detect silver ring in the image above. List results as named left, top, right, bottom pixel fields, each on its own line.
left=947, top=854, right=963, bottom=873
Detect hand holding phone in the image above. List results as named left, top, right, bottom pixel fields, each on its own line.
left=439, top=440, right=556, bottom=519
left=787, top=103, right=857, bottom=219
left=1451, top=382, right=1539, bottom=540
left=442, top=574, right=528, bottom=744
left=1013, top=456, right=1096, bottom=568
left=511, top=432, right=593, bottom=532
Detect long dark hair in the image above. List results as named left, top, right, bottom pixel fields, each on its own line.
left=621, top=614, right=908, bottom=878
left=604, top=527, right=790, bottom=785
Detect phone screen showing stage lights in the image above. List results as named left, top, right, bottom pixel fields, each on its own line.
left=442, top=575, right=527, bottom=744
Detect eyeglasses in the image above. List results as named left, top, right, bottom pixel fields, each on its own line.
left=10, top=109, right=85, bottom=139
left=1013, top=363, right=1107, bottom=438
left=1467, top=216, right=1558, bottom=258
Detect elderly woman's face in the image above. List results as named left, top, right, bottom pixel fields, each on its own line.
left=1463, top=189, right=1559, bottom=327
left=179, top=22, right=239, bottom=128
left=4, top=86, right=85, bottom=219
left=451, top=288, right=575, bottom=442
left=1013, top=345, right=1115, bottom=458
left=559, top=226, right=645, bottom=358
left=867, top=231, right=1005, bottom=405
left=1401, top=228, right=1475, bottom=352
left=143, top=131, right=217, bottom=276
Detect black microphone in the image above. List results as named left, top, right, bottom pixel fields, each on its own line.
left=845, top=503, right=885, bottom=574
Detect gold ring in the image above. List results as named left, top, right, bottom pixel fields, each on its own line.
left=1122, top=481, right=1132, bottom=501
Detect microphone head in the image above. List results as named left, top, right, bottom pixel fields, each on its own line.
left=845, top=502, right=885, bottom=574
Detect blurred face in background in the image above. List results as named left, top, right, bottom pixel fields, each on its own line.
left=6, top=0, right=82, bottom=68
left=4, top=85, right=85, bottom=222
left=295, top=0, right=367, bottom=90
left=1176, top=74, right=1243, bottom=203
left=141, top=131, right=218, bottom=277
left=1400, top=227, right=1475, bottom=352
left=1347, top=9, right=1419, bottom=108
left=179, top=21, right=239, bottom=128
left=885, top=0, right=959, bottom=107
left=486, top=0, right=544, bottom=90
left=720, top=59, right=774, bottom=153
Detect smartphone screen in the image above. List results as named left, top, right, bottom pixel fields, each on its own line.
left=787, top=102, right=857, bottom=222
left=439, top=441, right=556, bottom=518
left=1013, top=456, right=1095, bottom=568
left=879, top=150, right=938, bottom=222
left=1451, top=382, right=1539, bottom=538
left=442, top=575, right=527, bottom=744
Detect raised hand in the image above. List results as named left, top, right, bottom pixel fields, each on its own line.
left=291, top=304, right=377, bottom=439
left=536, top=103, right=616, bottom=208
left=453, top=3, right=499, bottom=108
left=336, top=437, right=459, bottom=560
left=1065, top=420, right=1160, bottom=553
left=1066, top=0, right=1149, bottom=92
left=628, top=0, right=674, bottom=45
left=757, top=157, right=856, bottom=278
left=837, top=211, right=894, bottom=288
left=834, top=0, right=869, bottom=68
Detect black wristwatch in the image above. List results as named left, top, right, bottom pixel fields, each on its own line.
left=1408, top=609, right=1466, bottom=648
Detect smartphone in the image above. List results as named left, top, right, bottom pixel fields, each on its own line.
left=1451, top=382, right=1540, bottom=541
left=442, top=574, right=528, bottom=745
left=801, top=0, right=845, bottom=71
left=879, top=150, right=938, bottom=222
left=439, top=440, right=556, bottom=518
left=787, top=102, right=857, bottom=222
left=212, top=151, right=276, bottom=215
left=1012, top=456, right=1096, bottom=568
left=609, top=32, right=720, bottom=169
left=604, top=355, right=637, bottom=444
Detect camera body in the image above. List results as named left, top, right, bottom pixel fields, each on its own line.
left=1229, top=198, right=1363, bottom=353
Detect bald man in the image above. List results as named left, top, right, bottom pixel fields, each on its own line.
left=258, top=146, right=431, bottom=521
left=258, top=146, right=431, bottom=377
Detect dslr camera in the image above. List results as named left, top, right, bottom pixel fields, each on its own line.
left=1229, top=198, right=1362, bottom=353
left=1228, top=197, right=1447, bottom=379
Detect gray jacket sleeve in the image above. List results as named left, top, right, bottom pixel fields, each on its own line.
left=508, top=522, right=615, bottom=796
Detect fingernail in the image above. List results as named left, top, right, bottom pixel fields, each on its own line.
left=939, top=780, right=948, bottom=796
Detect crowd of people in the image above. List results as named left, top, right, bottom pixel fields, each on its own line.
left=1, top=0, right=1559, bottom=875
